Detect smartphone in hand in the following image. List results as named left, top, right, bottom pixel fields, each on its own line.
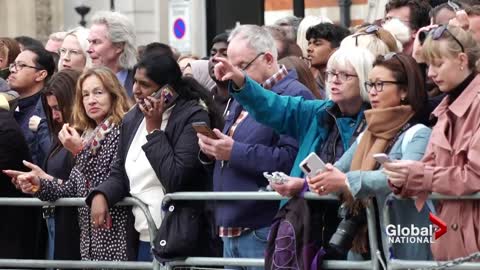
left=373, top=153, right=392, bottom=164
left=192, top=122, right=218, bottom=139
left=299, top=152, right=326, bottom=179
left=139, top=84, right=178, bottom=108
left=161, top=84, right=178, bottom=108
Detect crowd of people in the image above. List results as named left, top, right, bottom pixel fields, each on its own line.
left=1, top=0, right=480, bottom=269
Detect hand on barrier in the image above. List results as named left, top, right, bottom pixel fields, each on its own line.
left=91, top=193, right=112, bottom=229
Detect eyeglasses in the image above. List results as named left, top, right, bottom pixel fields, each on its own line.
left=364, top=80, right=404, bottom=93
left=325, top=70, right=358, bottom=82
left=353, top=25, right=380, bottom=46
left=59, top=48, right=82, bottom=57
left=242, top=52, right=265, bottom=71
left=431, top=25, right=465, bottom=52
left=9, top=62, right=42, bottom=72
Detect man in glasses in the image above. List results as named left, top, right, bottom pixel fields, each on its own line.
left=198, top=24, right=314, bottom=267
left=7, top=46, right=55, bottom=167
left=384, top=0, right=431, bottom=55
left=306, top=23, right=350, bottom=99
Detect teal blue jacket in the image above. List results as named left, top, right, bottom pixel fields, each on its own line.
left=335, top=124, right=433, bottom=260
left=231, top=76, right=367, bottom=178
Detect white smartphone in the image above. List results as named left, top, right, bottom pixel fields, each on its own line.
left=299, top=152, right=326, bottom=178
left=373, top=153, right=392, bottom=164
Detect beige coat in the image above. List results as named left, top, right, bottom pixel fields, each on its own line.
left=400, top=75, right=480, bottom=260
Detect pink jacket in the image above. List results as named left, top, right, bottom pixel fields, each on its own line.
left=399, top=75, right=480, bottom=260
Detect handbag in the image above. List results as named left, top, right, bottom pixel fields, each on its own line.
left=152, top=201, right=203, bottom=262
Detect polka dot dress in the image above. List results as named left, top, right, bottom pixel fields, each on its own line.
left=38, top=125, right=129, bottom=261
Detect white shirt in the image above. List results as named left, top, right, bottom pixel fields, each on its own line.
left=125, top=107, right=173, bottom=241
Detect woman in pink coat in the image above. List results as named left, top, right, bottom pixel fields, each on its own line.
left=384, top=25, right=480, bottom=260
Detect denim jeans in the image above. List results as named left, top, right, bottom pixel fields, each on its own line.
left=47, top=217, right=55, bottom=260
left=137, top=240, right=153, bottom=262
left=222, top=227, right=269, bottom=270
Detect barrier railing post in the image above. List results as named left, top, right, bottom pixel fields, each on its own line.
left=162, top=191, right=379, bottom=270
left=0, top=197, right=158, bottom=270
left=366, top=200, right=380, bottom=270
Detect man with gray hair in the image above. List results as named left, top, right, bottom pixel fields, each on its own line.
left=87, top=11, right=136, bottom=97
left=198, top=24, right=314, bottom=267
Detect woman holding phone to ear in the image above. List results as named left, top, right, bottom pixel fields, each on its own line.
left=86, top=53, right=223, bottom=261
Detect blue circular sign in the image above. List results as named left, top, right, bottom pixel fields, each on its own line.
left=173, top=18, right=186, bottom=39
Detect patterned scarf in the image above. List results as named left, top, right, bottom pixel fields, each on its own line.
left=81, top=117, right=115, bottom=155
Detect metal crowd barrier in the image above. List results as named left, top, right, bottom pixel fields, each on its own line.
left=382, top=193, right=480, bottom=270
left=161, top=191, right=380, bottom=270
left=0, top=197, right=160, bottom=270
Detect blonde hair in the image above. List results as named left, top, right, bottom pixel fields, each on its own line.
left=422, top=25, right=480, bottom=71
left=59, top=27, right=92, bottom=71
left=72, top=67, right=131, bottom=131
left=341, top=26, right=400, bottom=57
left=326, top=47, right=375, bottom=102
left=296, top=16, right=332, bottom=57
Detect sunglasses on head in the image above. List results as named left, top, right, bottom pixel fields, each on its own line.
left=353, top=25, right=380, bottom=46
left=418, top=25, right=465, bottom=52
left=383, top=52, right=408, bottom=75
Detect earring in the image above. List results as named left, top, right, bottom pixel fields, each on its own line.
left=460, top=66, right=464, bottom=71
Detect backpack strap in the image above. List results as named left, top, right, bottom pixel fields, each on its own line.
left=400, top=123, right=436, bottom=214
left=401, top=123, right=428, bottom=154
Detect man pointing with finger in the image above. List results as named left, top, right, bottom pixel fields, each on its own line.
left=197, top=24, right=314, bottom=268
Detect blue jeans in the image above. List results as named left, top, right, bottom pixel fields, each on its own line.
left=47, top=217, right=55, bottom=260
left=222, top=227, right=269, bottom=270
left=137, top=241, right=153, bottom=262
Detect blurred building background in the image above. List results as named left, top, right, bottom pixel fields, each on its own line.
left=0, top=0, right=388, bottom=57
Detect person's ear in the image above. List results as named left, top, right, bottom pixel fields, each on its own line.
left=113, top=42, right=125, bottom=55
left=34, top=70, right=48, bottom=82
left=264, top=52, right=275, bottom=66
left=458, top=52, right=469, bottom=71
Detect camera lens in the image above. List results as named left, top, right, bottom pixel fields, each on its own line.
left=302, top=163, right=311, bottom=173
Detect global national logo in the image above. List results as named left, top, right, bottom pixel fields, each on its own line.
left=386, top=213, right=447, bottom=244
